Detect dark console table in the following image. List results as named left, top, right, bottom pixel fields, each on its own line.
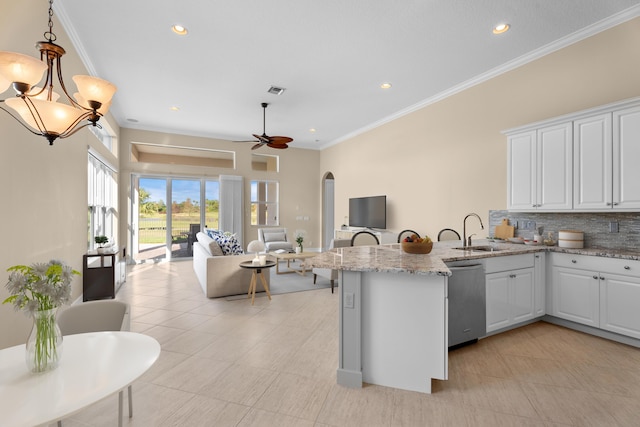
left=83, top=247, right=126, bottom=301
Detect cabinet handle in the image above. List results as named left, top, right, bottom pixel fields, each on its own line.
left=606, top=202, right=612, bottom=206
left=600, top=276, right=605, bottom=280
left=509, top=274, right=516, bottom=278
left=624, top=266, right=631, bottom=270
left=593, top=275, right=599, bottom=280
left=613, top=202, right=619, bottom=206
left=571, top=259, right=577, bottom=264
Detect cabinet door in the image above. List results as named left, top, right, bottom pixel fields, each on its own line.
left=507, top=131, right=536, bottom=210
left=486, top=272, right=510, bottom=333
left=552, top=266, right=600, bottom=327
left=534, top=254, right=545, bottom=316
left=537, top=123, right=573, bottom=210
left=613, top=105, right=640, bottom=209
left=573, top=113, right=612, bottom=210
left=511, top=268, right=535, bottom=323
left=600, top=273, right=640, bottom=339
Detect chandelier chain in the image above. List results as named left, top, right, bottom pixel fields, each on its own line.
left=44, top=0, right=57, bottom=42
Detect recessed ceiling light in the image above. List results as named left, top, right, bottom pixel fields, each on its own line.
left=309, top=128, right=317, bottom=133
left=380, top=83, right=392, bottom=89
left=492, top=23, right=510, bottom=34
left=172, top=25, right=188, bottom=36
left=170, top=106, right=180, bottom=111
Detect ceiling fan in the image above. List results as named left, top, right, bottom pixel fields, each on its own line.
left=236, top=102, right=293, bottom=150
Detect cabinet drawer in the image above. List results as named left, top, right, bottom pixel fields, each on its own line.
left=551, top=252, right=640, bottom=276
left=485, top=254, right=535, bottom=274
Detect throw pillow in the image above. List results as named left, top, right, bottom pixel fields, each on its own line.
left=263, top=231, right=286, bottom=242
left=205, top=228, right=223, bottom=239
left=211, top=232, right=244, bottom=255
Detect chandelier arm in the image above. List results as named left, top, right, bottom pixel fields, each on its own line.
left=57, top=111, right=97, bottom=139
left=54, top=55, right=85, bottom=109
left=0, top=103, right=44, bottom=137
left=58, top=121, right=95, bottom=139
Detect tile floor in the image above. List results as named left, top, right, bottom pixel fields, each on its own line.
left=57, top=260, right=640, bottom=426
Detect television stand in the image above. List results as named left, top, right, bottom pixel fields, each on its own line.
left=334, top=228, right=394, bottom=244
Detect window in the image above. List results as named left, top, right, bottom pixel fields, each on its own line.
left=88, top=153, right=117, bottom=250
left=89, top=121, right=116, bottom=152
left=251, top=153, right=279, bottom=172
left=251, top=180, right=278, bottom=226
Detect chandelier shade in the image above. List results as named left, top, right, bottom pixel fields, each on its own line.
left=0, top=52, right=47, bottom=89
left=5, top=97, right=86, bottom=136
left=72, top=75, right=117, bottom=108
left=0, top=0, right=116, bottom=145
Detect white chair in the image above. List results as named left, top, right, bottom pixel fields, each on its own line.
left=437, top=228, right=461, bottom=241
left=313, top=238, right=352, bottom=293
left=350, top=231, right=380, bottom=246
left=258, top=227, right=294, bottom=252
left=57, top=300, right=132, bottom=427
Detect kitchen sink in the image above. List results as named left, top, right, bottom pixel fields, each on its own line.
left=454, top=246, right=502, bottom=252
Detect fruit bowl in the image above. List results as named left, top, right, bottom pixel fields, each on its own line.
left=401, top=241, right=433, bottom=254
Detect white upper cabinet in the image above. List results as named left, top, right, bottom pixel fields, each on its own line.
left=507, top=123, right=572, bottom=211
left=573, top=113, right=612, bottom=210
left=506, top=97, right=640, bottom=212
left=613, top=105, right=640, bottom=210
left=507, top=131, right=536, bottom=210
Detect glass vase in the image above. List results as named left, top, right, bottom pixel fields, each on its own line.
left=26, top=308, right=63, bottom=373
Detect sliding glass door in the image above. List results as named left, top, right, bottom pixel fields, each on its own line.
left=134, top=176, right=219, bottom=262
left=136, top=178, right=168, bottom=261
left=171, top=179, right=201, bottom=259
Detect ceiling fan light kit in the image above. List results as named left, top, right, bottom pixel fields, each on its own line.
left=0, top=0, right=116, bottom=145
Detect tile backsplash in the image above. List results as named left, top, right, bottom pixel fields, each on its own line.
left=489, top=210, right=640, bottom=252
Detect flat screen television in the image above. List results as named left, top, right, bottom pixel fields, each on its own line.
left=349, top=195, right=386, bottom=229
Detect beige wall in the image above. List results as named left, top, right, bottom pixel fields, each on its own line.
left=119, top=129, right=321, bottom=252
left=320, top=17, right=640, bottom=242
left=0, top=0, right=121, bottom=348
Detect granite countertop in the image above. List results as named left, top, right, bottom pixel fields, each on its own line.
left=307, top=239, right=640, bottom=276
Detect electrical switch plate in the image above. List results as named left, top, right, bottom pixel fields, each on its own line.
left=610, top=221, right=619, bottom=233
left=344, top=292, right=354, bottom=309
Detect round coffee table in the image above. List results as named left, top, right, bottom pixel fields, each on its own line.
left=239, top=260, right=276, bottom=305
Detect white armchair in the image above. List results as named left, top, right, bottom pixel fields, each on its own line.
left=312, top=238, right=352, bottom=293
left=258, top=227, right=294, bottom=252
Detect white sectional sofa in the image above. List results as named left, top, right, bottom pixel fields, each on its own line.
left=192, top=232, right=271, bottom=298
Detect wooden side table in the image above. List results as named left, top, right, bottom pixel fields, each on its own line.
left=239, top=260, right=276, bottom=305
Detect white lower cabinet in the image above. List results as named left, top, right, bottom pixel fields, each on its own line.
left=485, top=254, right=536, bottom=333
left=551, top=266, right=600, bottom=327
left=550, top=253, right=640, bottom=339
left=600, top=273, right=640, bottom=339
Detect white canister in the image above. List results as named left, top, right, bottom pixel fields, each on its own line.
left=533, top=234, right=543, bottom=243
left=558, top=230, right=584, bottom=248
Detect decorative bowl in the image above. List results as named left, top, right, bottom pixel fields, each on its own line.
left=401, top=241, right=433, bottom=254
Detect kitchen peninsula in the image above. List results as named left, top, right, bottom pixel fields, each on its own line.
left=309, top=240, right=640, bottom=394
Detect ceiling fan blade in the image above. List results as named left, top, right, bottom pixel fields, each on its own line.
left=251, top=142, right=264, bottom=150
left=267, top=142, right=288, bottom=149
left=268, top=136, right=293, bottom=144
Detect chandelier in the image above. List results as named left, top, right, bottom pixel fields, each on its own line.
left=0, top=0, right=116, bottom=145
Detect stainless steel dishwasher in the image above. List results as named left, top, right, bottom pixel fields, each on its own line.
left=446, top=261, right=486, bottom=348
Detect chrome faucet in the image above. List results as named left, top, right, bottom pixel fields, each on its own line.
left=463, top=213, right=484, bottom=247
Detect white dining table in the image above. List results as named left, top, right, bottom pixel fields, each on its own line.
left=0, top=331, right=161, bottom=427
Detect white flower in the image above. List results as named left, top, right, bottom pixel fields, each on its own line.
left=3, top=260, right=79, bottom=315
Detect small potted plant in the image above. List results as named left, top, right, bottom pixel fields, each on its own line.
left=295, top=230, right=305, bottom=254
left=94, top=235, right=109, bottom=253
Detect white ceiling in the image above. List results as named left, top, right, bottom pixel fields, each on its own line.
left=54, top=0, right=640, bottom=150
